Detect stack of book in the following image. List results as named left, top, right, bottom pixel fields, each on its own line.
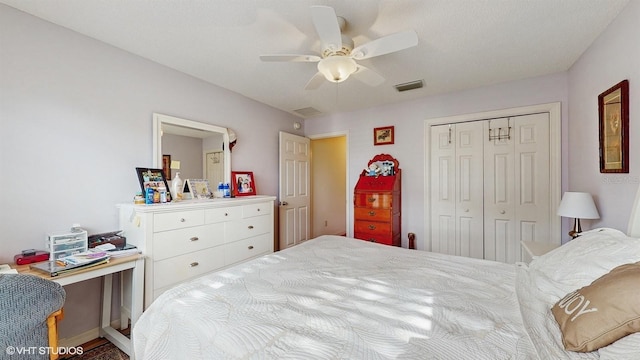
left=30, top=251, right=111, bottom=277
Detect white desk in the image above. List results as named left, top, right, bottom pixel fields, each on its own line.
left=15, top=254, right=144, bottom=359
left=521, top=241, right=560, bottom=263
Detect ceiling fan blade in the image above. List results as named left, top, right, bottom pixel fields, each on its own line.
left=304, top=72, right=326, bottom=90
left=352, top=65, right=385, bottom=87
left=259, top=54, right=321, bottom=62
left=311, top=6, right=342, bottom=51
left=350, top=30, right=418, bottom=60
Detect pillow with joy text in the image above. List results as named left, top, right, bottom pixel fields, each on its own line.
left=551, top=261, right=640, bottom=352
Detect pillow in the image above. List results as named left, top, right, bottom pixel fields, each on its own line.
left=551, top=261, right=640, bottom=352
left=528, top=228, right=640, bottom=294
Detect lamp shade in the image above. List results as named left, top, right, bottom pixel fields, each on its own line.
left=557, top=192, right=600, bottom=219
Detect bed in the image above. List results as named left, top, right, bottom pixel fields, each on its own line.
left=133, top=229, right=640, bottom=359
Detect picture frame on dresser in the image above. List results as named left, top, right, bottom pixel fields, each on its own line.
left=135, top=167, right=172, bottom=202
left=185, top=179, right=212, bottom=199
left=232, top=171, right=256, bottom=196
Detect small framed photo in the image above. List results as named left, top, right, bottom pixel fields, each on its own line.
left=374, top=126, right=394, bottom=145
left=186, top=179, right=212, bottom=199
left=135, top=167, right=172, bottom=202
left=231, top=171, right=256, bottom=196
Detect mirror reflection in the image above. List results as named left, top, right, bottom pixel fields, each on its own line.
left=153, top=113, right=231, bottom=194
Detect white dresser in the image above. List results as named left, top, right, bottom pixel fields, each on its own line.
left=118, top=196, right=276, bottom=308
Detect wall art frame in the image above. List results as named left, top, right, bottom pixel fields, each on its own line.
left=599, top=79, right=629, bottom=173
left=373, top=126, right=394, bottom=145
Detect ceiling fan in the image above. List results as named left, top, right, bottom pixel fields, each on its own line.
left=259, top=5, right=418, bottom=90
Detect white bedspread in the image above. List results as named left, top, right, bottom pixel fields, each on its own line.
left=133, top=235, right=537, bottom=359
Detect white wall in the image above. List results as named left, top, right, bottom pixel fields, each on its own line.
left=305, top=73, right=569, bottom=249
left=567, top=0, right=640, bottom=232
left=0, top=4, right=301, bottom=338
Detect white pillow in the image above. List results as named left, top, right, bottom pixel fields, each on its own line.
left=528, top=228, right=640, bottom=295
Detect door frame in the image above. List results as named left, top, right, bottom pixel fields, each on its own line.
left=308, top=131, right=351, bottom=237
left=423, top=102, right=561, bottom=251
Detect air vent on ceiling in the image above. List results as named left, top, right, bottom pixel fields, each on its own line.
left=293, top=107, right=322, bottom=117
left=394, top=80, right=423, bottom=92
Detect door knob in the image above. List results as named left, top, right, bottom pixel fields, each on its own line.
left=280, top=201, right=288, bottom=206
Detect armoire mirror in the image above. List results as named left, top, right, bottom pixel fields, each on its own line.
left=153, top=113, right=231, bottom=190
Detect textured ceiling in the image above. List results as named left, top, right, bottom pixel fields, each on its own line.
left=1, top=0, right=630, bottom=118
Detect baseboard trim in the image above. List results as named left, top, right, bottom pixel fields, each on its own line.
left=59, top=319, right=122, bottom=348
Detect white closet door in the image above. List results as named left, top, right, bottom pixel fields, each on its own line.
left=430, top=122, right=484, bottom=257
left=484, top=114, right=550, bottom=263
left=430, top=124, right=456, bottom=254
left=455, top=122, right=484, bottom=258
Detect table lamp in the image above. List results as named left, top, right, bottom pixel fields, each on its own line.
left=557, top=192, right=600, bottom=238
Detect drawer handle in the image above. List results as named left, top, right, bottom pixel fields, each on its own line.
left=224, top=213, right=228, bottom=216
left=190, top=262, right=199, bottom=267
left=368, top=211, right=376, bottom=216
left=367, top=198, right=376, bottom=203
left=368, top=239, right=376, bottom=242
left=190, top=237, right=199, bottom=241
left=248, top=225, right=254, bottom=229
left=248, top=245, right=254, bottom=250
left=257, top=208, right=261, bottom=212
left=180, top=218, right=186, bottom=222
left=368, top=225, right=376, bottom=230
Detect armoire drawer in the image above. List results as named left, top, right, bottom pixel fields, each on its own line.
left=354, top=220, right=392, bottom=235
left=153, top=246, right=225, bottom=290
left=224, top=233, right=272, bottom=266
left=353, top=232, right=395, bottom=246
left=153, top=210, right=205, bottom=232
left=225, top=215, right=271, bottom=242
left=354, top=207, right=392, bottom=222
left=153, top=223, right=225, bottom=261
left=354, top=193, right=394, bottom=208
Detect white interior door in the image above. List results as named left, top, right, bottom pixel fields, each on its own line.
left=204, top=150, right=224, bottom=187
left=279, top=132, right=311, bottom=250
left=430, top=124, right=456, bottom=254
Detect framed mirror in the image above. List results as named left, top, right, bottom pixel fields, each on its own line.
left=153, top=113, right=231, bottom=190
left=598, top=80, right=629, bottom=173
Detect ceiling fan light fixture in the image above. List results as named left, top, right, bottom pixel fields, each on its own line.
left=317, top=56, right=357, bottom=83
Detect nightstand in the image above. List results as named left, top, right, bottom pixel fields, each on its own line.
left=521, top=241, right=560, bottom=263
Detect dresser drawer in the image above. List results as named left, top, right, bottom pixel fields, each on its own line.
left=354, top=193, right=393, bottom=208
left=225, top=215, right=271, bottom=242
left=242, top=202, right=272, bottom=218
left=354, top=220, right=392, bottom=234
left=225, top=233, right=272, bottom=266
left=353, top=232, right=396, bottom=246
left=153, top=223, right=225, bottom=261
left=154, top=210, right=204, bottom=232
left=354, top=207, right=392, bottom=222
left=153, top=246, right=225, bottom=290
left=205, top=207, right=242, bottom=224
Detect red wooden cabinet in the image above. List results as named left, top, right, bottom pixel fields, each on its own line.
left=353, top=154, right=401, bottom=246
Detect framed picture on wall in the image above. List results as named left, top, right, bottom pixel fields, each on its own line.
left=598, top=79, right=629, bottom=173
left=373, top=126, right=394, bottom=145
left=231, top=171, right=256, bottom=196
left=162, top=154, right=171, bottom=180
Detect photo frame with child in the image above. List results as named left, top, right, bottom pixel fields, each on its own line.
left=231, top=171, right=256, bottom=196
